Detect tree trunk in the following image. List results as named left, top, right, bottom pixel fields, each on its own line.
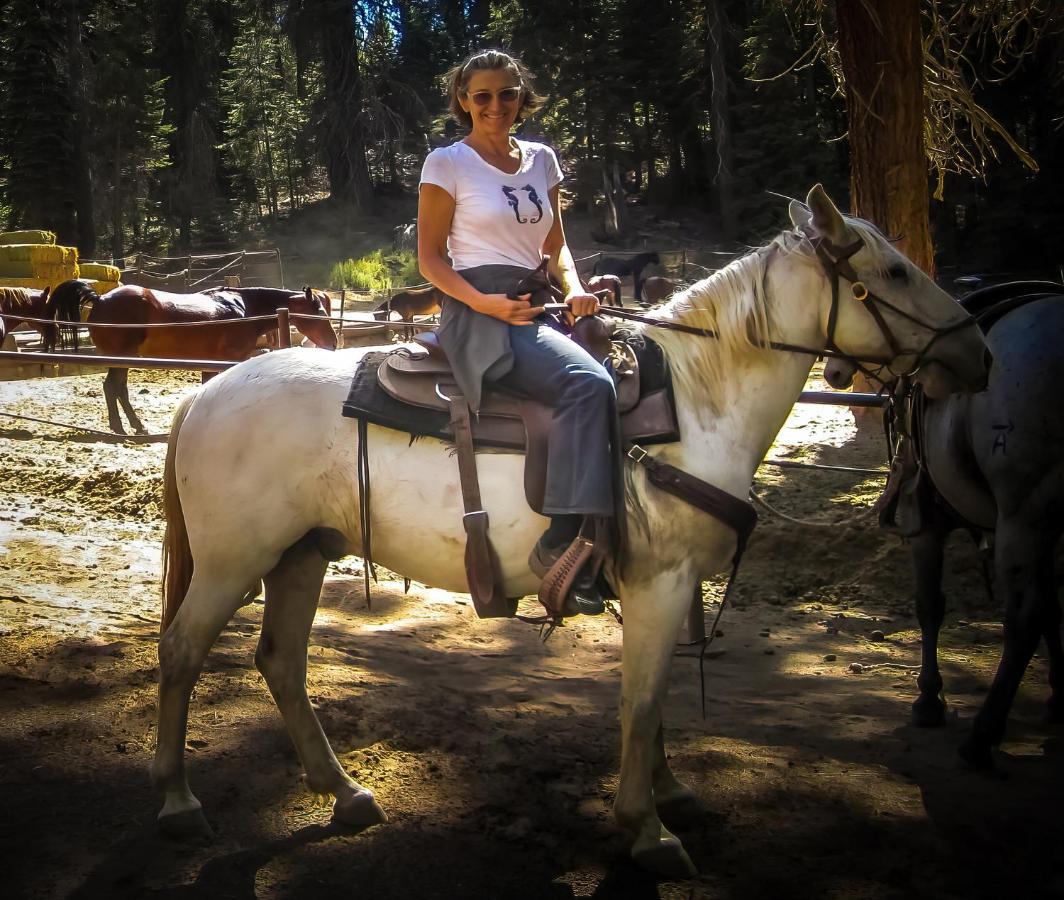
left=835, top=0, right=933, bottom=274
left=706, top=0, right=734, bottom=238
left=111, top=129, right=123, bottom=260
left=316, top=0, right=372, bottom=209
left=67, top=0, right=96, bottom=256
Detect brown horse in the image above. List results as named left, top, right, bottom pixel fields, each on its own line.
left=592, top=251, right=660, bottom=300
left=51, top=281, right=336, bottom=434
left=373, top=284, right=444, bottom=339
left=585, top=274, right=622, bottom=306
left=640, top=276, right=682, bottom=305
left=0, top=287, right=60, bottom=350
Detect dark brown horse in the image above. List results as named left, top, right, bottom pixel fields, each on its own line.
left=52, top=281, right=336, bottom=434
left=592, top=251, right=660, bottom=301
left=0, top=287, right=60, bottom=350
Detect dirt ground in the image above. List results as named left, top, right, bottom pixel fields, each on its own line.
left=1, top=364, right=1061, bottom=900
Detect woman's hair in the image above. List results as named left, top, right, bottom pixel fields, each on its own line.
left=445, top=49, right=546, bottom=129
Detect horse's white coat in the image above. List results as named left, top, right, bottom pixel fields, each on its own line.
left=151, top=187, right=990, bottom=876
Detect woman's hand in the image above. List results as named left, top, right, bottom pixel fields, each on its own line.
left=474, top=292, right=545, bottom=325
left=565, top=290, right=600, bottom=322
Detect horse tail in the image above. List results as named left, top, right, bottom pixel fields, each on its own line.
left=41, top=286, right=60, bottom=352
left=162, top=393, right=198, bottom=633
left=55, top=280, right=96, bottom=351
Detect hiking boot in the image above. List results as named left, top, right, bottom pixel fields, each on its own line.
left=528, top=539, right=605, bottom=617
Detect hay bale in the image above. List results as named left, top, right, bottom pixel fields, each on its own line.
left=89, top=279, right=121, bottom=295
left=0, top=229, right=56, bottom=246
left=0, top=243, right=78, bottom=268
left=79, top=262, right=121, bottom=281
left=0, top=276, right=55, bottom=290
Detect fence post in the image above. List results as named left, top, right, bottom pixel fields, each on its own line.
left=277, top=308, right=291, bottom=348
left=339, top=289, right=346, bottom=349
left=682, top=249, right=688, bottom=281
left=276, top=248, right=285, bottom=289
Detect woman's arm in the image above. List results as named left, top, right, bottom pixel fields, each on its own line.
left=417, top=183, right=542, bottom=324
left=543, top=186, right=598, bottom=318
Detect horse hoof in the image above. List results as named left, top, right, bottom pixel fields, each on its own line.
left=158, top=806, right=214, bottom=841
left=911, top=695, right=947, bottom=727
left=957, top=738, right=995, bottom=771
left=333, top=787, right=387, bottom=829
left=656, top=790, right=704, bottom=829
left=632, top=837, right=698, bottom=879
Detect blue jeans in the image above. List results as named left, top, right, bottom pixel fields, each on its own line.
left=490, top=321, right=616, bottom=516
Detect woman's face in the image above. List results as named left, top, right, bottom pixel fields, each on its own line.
left=460, top=68, right=523, bottom=140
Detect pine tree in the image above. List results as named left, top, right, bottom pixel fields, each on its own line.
left=0, top=0, right=78, bottom=240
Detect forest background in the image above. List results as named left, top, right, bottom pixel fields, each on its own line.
left=0, top=0, right=1060, bottom=289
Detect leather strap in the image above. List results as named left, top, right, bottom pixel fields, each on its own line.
left=447, top=388, right=517, bottom=618
left=625, top=443, right=757, bottom=562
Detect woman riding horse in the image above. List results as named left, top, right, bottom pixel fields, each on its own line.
left=418, top=48, right=614, bottom=616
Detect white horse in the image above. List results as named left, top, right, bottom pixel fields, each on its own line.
left=151, top=186, right=990, bottom=877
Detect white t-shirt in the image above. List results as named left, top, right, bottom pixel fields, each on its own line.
left=420, top=139, right=563, bottom=271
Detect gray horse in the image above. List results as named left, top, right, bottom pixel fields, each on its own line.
left=826, top=281, right=1064, bottom=769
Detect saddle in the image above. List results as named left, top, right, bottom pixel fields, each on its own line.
left=351, top=261, right=680, bottom=621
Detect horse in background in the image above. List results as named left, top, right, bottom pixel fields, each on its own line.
left=593, top=251, right=661, bottom=301
left=373, top=284, right=444, bottom=340
left=0, top=287, right=60, bottom=351
left=51, top=281, right=336, bottom=434
left=640, top=276, right=684, bottom=305
left=585, top=274, right=622, bottom=306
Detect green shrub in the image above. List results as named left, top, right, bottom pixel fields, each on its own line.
left=327, top=248, right=422, bottom=291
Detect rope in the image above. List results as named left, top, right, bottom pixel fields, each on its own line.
left=0, top=410, right=165, bottom=442
left=760, top=459, right=887, bottom=476
left=749, top=487, right=877, bottom=528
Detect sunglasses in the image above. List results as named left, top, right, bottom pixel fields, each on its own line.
left=467, top=86, right=522, bottom=106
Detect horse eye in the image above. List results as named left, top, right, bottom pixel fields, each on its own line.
left=887, top=263, right=908, bottom=281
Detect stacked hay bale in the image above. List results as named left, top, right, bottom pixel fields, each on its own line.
left=78, top=262, right=121, bottom=295
left=0, top=231, right=122, bottom=295
left=0, top=230, right=79, bottom=288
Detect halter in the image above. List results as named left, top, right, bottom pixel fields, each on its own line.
left=802, top=226, right=980, bottom=384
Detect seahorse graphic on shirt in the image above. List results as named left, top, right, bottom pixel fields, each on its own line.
left=501, top=184, right=545, bottom=224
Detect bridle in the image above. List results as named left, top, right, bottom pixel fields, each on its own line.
left=802, top=227, right=980, bottom=386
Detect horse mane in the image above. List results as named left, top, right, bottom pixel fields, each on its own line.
left=635, top=245, right=774, bottom=413
left=0, top=287, right=36, bottom=312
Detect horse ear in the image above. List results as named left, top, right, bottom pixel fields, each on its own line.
left=41, top=286, right=50, bottom=301
left=304, top=286, right=312, bottom=300
left=788, top=199, right=811, bottom=230
left=806, top=183, right=848, bottom=244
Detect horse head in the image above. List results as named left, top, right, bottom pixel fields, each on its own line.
left=788, top=184, right=990, bottom=399
left=291, top=287, right=338, bottom=350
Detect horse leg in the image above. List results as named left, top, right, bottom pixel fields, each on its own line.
left=652, top=721, right=702, bottom=826
left=102, top=368, right=126, bottom=434
left=112, top=367, right=148, bottom=434
left=911, top=523, right=950, bottom=726
left=959, top=521, right=1050, bottom=768
left=255, top=534, right=386, bottom=829
left=1038, top=560, right=1064, bottom=723
left=615, top=571, right=698, bottom=878
left=151, top=569, right=251, bottom=838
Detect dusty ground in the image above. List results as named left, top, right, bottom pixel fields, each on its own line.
left=0, top=364, right=1061, bottom=900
